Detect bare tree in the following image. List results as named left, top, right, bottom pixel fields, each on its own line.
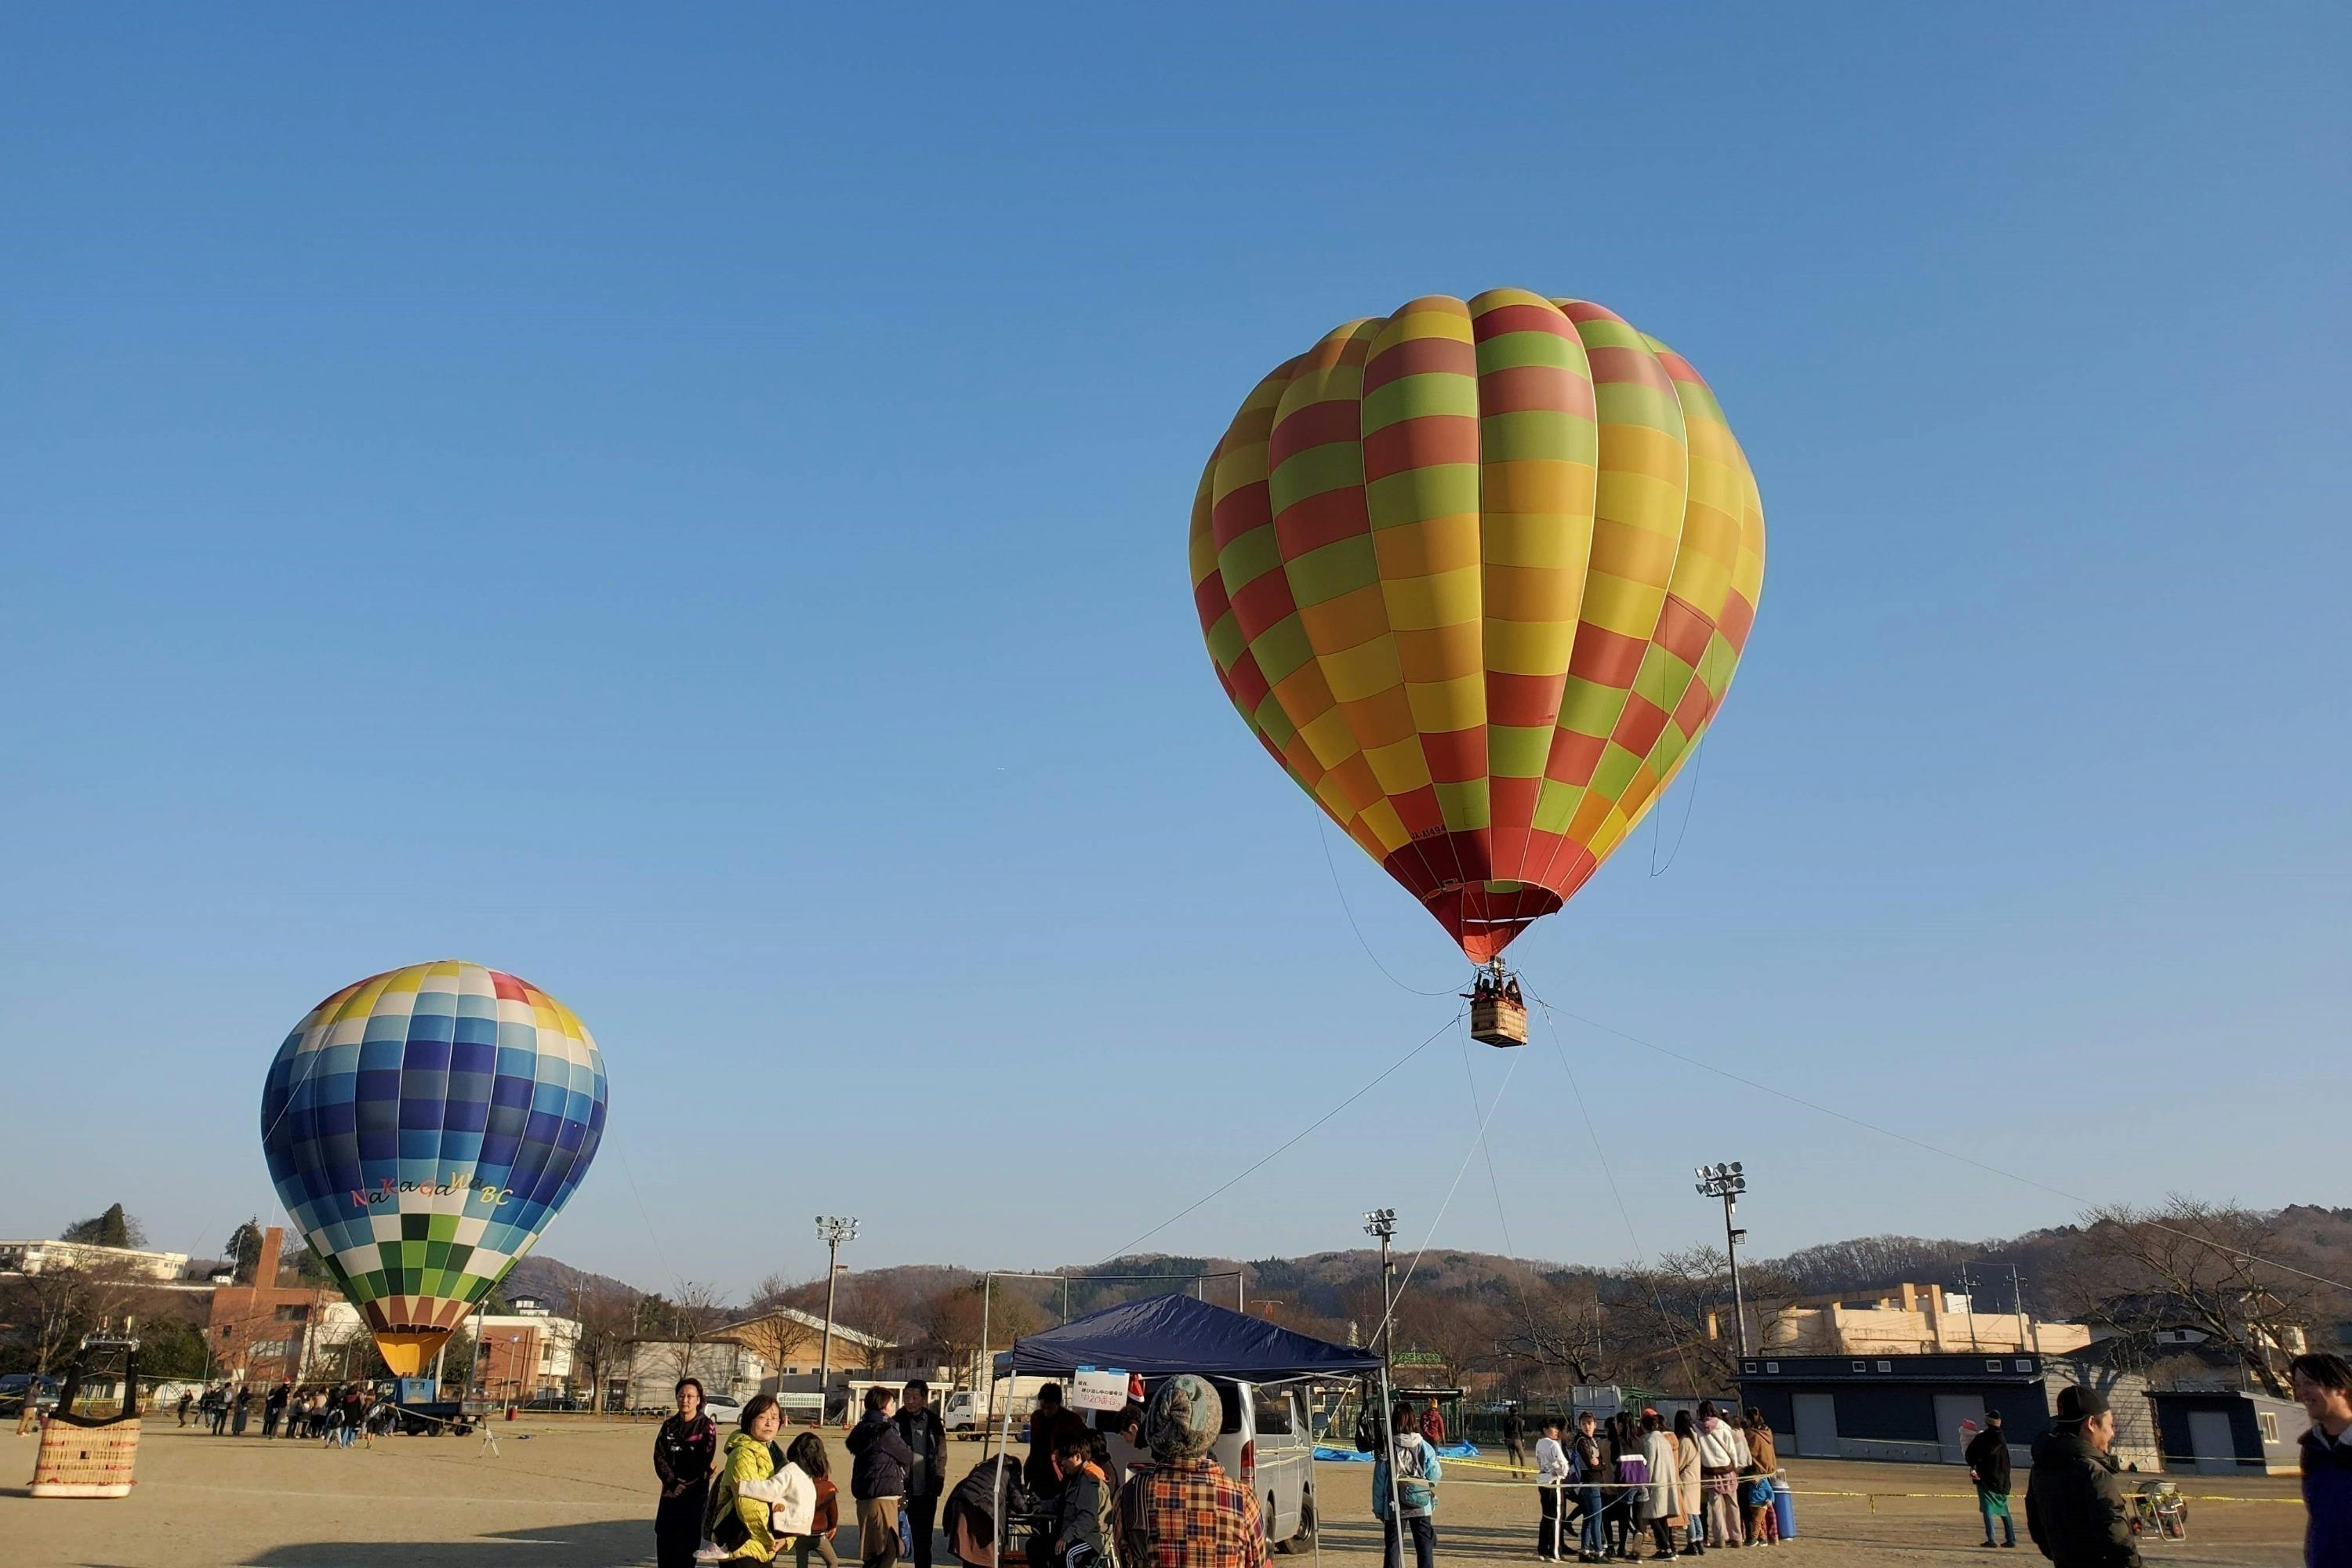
left=1390, top=1292, right=1506, bottom=1389
left=2050, top=1197, right=2322, bottom=1398
left=570, top=1279, right=639, bottom=1411
left=913, top=1283, right=986, bottom=1378
left=1495, top=1272, right=1606, bottom=1388
left=728, top=1272, right=821, bottom=1383
left=1609, top=1247, right=1798, bottom=1392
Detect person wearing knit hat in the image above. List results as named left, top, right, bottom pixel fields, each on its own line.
left=1115, top=1376, right=1264, bottom=1566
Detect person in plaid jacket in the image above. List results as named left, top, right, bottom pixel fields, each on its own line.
left=1115, top=1375, right=1264, bottom=1568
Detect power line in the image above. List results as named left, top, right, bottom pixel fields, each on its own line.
left=1535, top=999, right=2351, bottom=1297
left=1099, top=1010, right=1464, bottom=1262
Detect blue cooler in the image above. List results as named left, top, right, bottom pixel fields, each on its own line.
left=1773, top=1473, right=1795, bottom=1539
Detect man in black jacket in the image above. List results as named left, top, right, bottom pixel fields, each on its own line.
left=2024, top=1386, right=2140, bottom=1567
left=849, top=1386, right=917, bottom=1568
left=895, top=1380, right=949, bottom=1568
left=1965, top=1410, right=2015, bottom=1548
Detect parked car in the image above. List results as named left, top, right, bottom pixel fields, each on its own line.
left=0, top=1374, right=62, bottom=1415
left=521, top=1392, right=586, bottom=1411
left=702, top=1392, right=746, bottom=1425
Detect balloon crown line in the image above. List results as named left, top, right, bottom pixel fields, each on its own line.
left=346, top=1174, right=515, bottom=1210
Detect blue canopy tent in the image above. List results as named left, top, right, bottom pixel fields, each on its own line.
left=992, top=1292, right=1382, bottom=1381
left=978, top=1294, right=1399, bottom=1563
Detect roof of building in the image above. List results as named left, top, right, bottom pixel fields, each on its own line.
left=713, top=1305, right=891, bottom=1349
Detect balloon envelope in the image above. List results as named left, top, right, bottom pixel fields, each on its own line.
left=1190, top=291, right=1766, bottom=960
left=260, top=960, right=608, bottom=1376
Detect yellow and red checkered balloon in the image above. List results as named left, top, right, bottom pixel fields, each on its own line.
left=1190, top=292, right=1766, bottom=962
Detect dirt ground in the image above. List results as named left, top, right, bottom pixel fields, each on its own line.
left=2, top=1420, right=2308, bottom=1567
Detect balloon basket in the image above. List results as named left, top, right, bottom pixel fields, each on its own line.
left=29, top=1416, right=140, bottom=1499
left=1469, top=993, right=1527, bottom=1047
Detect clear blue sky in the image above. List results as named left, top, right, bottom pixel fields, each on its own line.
left=5, top=5, right=2346, bottom=1304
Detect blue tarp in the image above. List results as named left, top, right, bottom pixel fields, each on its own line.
left=993, top=1293, right=1383, bottom=1381
left=1313, top=1442, right=1482, bottom=1463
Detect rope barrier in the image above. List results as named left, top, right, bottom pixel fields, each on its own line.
left=1308, top=1459, right=2303, bottom=1508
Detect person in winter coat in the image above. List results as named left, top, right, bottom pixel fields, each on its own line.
left=1608, top=1414, right=1648, bottom=1558
left=1420, top=1400, right=1446, bottom=1445
left=1535, top=1415, right=1573, bottom=1560
left=1027, top=1384, right=1090, bottom=1499
left=654, top=1378, right=720, bottom=1568
left=1050, top=1427, right=1117, bottom=1568
left=1740, top=1410, right=1780, bottom=1544
left=1640, top=1412, right=1682, bottom=1558
left=1674, top=1411, right=1708, bottom=1555
left=1965, top=1410, right=2016, bottom=1549
left=1692, top=1403, right=1745, bottom=1549
left=895, top=1381, right=948, bottom=1568
left=1114, top=1374, right=1262, bottom=1568
left=263, top=1381, right=288, bottom=1439
left=2024, top=1385, right=2140, bottom=1568
left=2291, top=1353, right=2352, bottom=1568
left=1570, top=1410, right=1608, bottom=1563
left=703, top=1396, right=812, bottom=1564
left=784, top=1432, right=841, bottom=1568
left=848, top=1386, right=916, bottom=1568
left=1371, top=1400, right=1441, bottom=1568
left=1503, top=1406, right=1527, bottom=1468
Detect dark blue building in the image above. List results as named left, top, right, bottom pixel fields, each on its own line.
left=1736, top=1351, right=2160, bottom=1470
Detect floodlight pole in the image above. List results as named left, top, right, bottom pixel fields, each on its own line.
left=1365, top=1208, right=1404, bottom=1568
left=815, top=1216, right=858, bottom=1422
left=1697, top=1163, right=1751, bottom=1359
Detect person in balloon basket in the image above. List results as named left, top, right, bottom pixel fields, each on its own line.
left=1114, top=1374, right=1264, bottom=1568
left=654, top=1377, right=719, bottom=1568
left=848, top=1384, right=916, bottom=1568
left=895, top=1379, right=948, bottom=1568
left=1965, top=1408, right=2016, bottom=1548
left=2292, top=1352, right=2352, bottom=1568
left=2023, top=1385, right=2140, bottom=1568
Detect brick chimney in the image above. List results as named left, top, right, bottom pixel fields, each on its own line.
left=260, top=1225, right=284, bottom=1289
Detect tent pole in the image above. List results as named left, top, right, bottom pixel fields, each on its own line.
left=1374, top=1362, right=1404, bottom=1568
left=989, top=1340, right=1016, bottom=1567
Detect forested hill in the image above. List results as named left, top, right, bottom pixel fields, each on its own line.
left=515, top=1203, right=2352, bottom=1332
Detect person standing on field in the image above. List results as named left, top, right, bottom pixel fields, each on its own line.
left=1534, top=1414, right=1571, bottom=1560
left=1114, top=1374, right=1263, bottom=1568
left=2024, top=1385, right=2140, bottom=1568
left=2292, top=1352, right=2352, bottom=1568
left=848, top=1385, right=916, bottom=1568
left=895, top=1380, right=948, bottom=1568
left=1965, top=1410, right=2016, bottom=1549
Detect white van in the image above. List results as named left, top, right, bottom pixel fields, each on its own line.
left=1104, top=1377, right=1318, bottom=1552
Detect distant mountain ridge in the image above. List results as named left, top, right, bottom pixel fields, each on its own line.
left=515, top=1203, right=2352, bottom=1323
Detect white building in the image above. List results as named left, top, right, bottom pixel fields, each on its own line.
left=0, top=1239, right=191, bottom=1281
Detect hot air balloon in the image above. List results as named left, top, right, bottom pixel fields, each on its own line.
left=260, top=960, right=608, bottom=1376
left=1189, top=292, right=1765, bottom=1042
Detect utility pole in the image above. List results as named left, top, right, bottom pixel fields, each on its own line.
left=1956, top=1266, right=1980, bottom=1351
left=1696, top=1163, right=1751, bottom=1359
left=1363, top=1208, right=1403, bottom=1568
left=2011, top=1264, right=2038, bottom=1353
left=815, top=1215, right=858, bottom=1423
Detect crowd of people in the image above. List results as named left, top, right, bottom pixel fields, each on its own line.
left=651, top=1351, right=2352, bottom=1568
left=1526, top=1401, right=1778, bottom=1563
left=658, top=1374, right=1259, bottom=1568
left=173, top=1381, right=396, bottom=1444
